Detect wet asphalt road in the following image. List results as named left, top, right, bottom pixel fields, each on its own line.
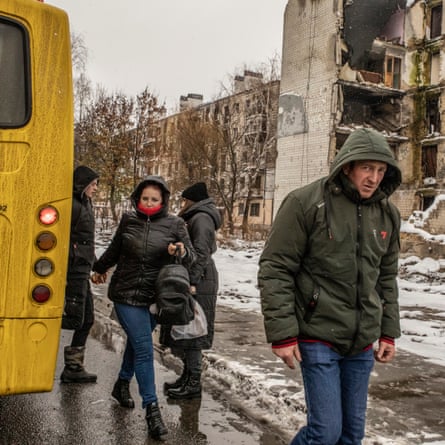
left=0, top=260, right=287, bottom=445
left=0, top=326, right=286, bottom=445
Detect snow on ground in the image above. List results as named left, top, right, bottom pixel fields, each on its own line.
left=215, top=246, right=445, bottom=368
left=213, top=243, right=445, bottom=445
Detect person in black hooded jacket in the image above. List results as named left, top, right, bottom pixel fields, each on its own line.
left=61, top=165, right=100, bottom=384
left=160, top=182, right=222, bottom=400
left=92, top=176, right=195, bottom=440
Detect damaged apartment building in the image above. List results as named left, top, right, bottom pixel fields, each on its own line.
left=276, top=0, right=445, bottom=235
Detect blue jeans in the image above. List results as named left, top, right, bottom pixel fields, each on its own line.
left=114, top=303, right=157, bottom=408
left=290, top=342, right=375, bottom=445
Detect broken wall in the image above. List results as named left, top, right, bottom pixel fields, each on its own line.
left=343, top=0, right=407, bottom=69
left=274, top=0, right=339, bottom=210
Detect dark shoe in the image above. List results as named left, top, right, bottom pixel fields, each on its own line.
left=60, top=366, right=97, bottom=383
left=167, top=374, right=201, bottom=400
left=146, top=402, right=168, bottom=440
left=61, top=346, right=97, bottom=383
left=163, top=367, right=188, bottom=393
left=112, top=378, right=135, bottom=408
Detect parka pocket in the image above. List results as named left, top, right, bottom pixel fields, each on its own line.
left=303, top=286, right=320, bottom=323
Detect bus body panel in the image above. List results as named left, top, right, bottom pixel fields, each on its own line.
left=0, top=318, right=61, bottom=394
left=0, top=0, right=73, bottom=395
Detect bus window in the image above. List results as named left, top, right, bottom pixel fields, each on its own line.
left=0, top=19, right=29, bottom=127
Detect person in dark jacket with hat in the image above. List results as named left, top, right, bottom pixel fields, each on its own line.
left=61, top=165, right=100, bottom=384
left=92, top=176, right=195, bottom=440
left=160, top=182, right=222, bottom=400
left=259, top=128, right=402, bottom=445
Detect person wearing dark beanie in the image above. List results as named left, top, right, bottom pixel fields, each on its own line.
left=181, top=182, right=209, bottom=202
left=160, top=181, right=222, bottom=399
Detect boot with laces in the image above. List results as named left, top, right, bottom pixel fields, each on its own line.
left=146, top=402, right=168, bottom=440
left=112, top=378, right=135, bottom=408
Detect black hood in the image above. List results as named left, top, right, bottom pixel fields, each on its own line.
left=73, top=166, right=99, bottom=198
left=130, top=175, right=170, bottom=216
left=179, top=198, right=222, bottom=230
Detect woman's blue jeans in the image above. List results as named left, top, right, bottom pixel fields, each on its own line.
left=290, top=342, right=375, bottom=445
left=114, top=303, right=157, bottom=408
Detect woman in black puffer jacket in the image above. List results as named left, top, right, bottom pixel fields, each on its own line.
left=92, top=176, right=195, bottom=440
left=160, top=182, right=222, bottom=400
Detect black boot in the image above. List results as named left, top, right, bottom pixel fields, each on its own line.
left=167, top=373, right=201, bottom=400
left=146, top=402, right=168, bottom=440
left=60, top=346, right=97, bottom=383
left=163, top=365, right=188, bottom=393
left=112, top=378, right=135, bottom=408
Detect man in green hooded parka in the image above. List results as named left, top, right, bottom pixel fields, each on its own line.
left=258, top=128, right=402, bottom=445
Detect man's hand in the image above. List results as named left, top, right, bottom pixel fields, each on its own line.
left=374, top=341, right=396, bottom=363
left=273, top=344, right=302, bottom=369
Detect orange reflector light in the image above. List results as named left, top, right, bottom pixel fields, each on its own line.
left=32, top=285, right=51, bottom=303
left=36, top=232, right=57, bottom=251
left=38, top=206, right=58, bottom=225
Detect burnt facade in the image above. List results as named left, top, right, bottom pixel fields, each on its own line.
left=277, top=0, right=445, bottom=234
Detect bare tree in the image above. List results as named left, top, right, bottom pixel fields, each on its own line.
left=76, top=90, right=135, bottom=222
left=131, top=88, right=166, bottom=189
left=239, top=84, right=278, bottom=239
left=217, top=62, right=279, bottom=239
left=175, top=110, right=220, bottom=186
left=174, top=107, right=242, bottom=234
left=71, top=33, right=91, bottom=123
left=71, top=33, right=87, bottom=73
left=173, top=69, right=279, bottom=238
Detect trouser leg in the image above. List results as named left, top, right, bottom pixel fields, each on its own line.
left=60, top=345, right=97, bottom=383
left=338, top=348, right=374, bottom=445
left=71, top=283, right=94, bottom=347
left=114, top=303, right=157, bottom=408
left=290, top=342, right=343, bottom=445
left=184, top=348, right=202, bottom=376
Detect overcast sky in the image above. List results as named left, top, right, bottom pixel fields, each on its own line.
left=48, top=0, right=287, bottom=112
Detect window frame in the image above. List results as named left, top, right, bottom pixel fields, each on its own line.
left=0, top=16, right=32, bottom=128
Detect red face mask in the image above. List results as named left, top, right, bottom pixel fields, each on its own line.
left=137, top=202, right=163, bottom=216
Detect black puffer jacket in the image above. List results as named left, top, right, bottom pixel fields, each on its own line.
left=160, top=198, right=222, bottom=350
left=68, top=166, right=99, bottom=278
left=93, top=176, right=195, bottom=307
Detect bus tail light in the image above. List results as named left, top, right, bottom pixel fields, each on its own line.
left=32, top=285, right=51, bottom=303
left=38, top=206, right=58, bottom=225
left=36, top=232, right=57, bottom=251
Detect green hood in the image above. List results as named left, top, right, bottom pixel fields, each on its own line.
left=328, top=128, right=402, bottom=197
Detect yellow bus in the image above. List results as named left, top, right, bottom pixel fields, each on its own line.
left=0, top=0, right=73, bottom=395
